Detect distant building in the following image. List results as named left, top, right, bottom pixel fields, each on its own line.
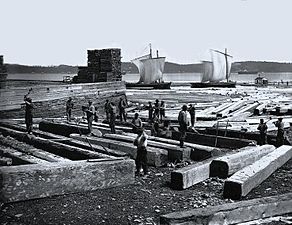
left=255, top=74, right=268, bottom=86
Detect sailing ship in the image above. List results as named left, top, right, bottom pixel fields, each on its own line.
left=126, top=44, right=171, bottom=89
left=191, top=49, right=236, bottom=88
left=0, top=55, right=8, bottom=82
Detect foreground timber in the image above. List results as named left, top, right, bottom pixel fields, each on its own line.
left=160, top=192, right=292, bottom=225
left=0, top=158, right=135, bottom=203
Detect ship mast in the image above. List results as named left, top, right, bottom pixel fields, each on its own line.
left=149, top=43, right=152, bottom=58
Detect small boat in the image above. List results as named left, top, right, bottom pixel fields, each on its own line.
left=191, top=49, right=236, bottom=88
left=0, top=55, right=8, bottom=82
left=238, top=70, right=258, bottom=74
left=126, top=44, right=171, bottom=89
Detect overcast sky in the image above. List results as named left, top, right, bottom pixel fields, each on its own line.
left=1, top=0, right=292, bottom=65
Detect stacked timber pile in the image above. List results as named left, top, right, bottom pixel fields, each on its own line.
left=74, top=48, right=122, bottom=83
left=0, top=81, right=126, bottom=119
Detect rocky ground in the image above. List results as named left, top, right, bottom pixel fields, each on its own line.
left=0, top=154, right=291, bottom=225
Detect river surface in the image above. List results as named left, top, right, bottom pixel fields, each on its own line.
left=6, top=72, right=292, bottom=83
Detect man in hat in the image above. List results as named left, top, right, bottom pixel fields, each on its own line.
left=66, top=97, right=74, bottom=122
left=188, top=104, right=196, bottom=127
left=85, top=100, right=95, bottom=135
left=257, top=118, right=268, bottom=145
left=178, top=104, right=188, bottom=147
left=118, top=97, right=127, bottom=122
left=24, top=96, right=34, bottom=134
left=133, top=127, right=149, bottom=177
left=274, top=117, right=285, bottom=147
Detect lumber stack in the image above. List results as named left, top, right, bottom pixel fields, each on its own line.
left=160, top=193, right=292, bottom=225
left=223, top=145, right=292, bottom=200
left=74, top=48, right=122, bottom=83
left=0, top=81, right=126, bottom=119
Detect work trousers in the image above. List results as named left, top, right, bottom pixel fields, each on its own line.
left=109, top=115, right=116, bottom=134
left=276, top=130, right=284, bottom=147
left=258, top=133, right=267, bottom=146
left=25, top=114, right=33, bottom=134
left=119, top=108, right=127, bottom=122
left=179, top=125, right=187, bottom=147
left=135, top=147, right=148, bottom=175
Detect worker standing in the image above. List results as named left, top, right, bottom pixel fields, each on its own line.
left=188, top=104, right=196, bottom=127
left=274, top=118, right=285, bottom=147
left=159, top=100, right=166, bottom=121
left=154, top=99, right=160, bottom=118
left=85, top=100, right=95, bottom=135
left=24, top=95, right=34, bottom=134
left=109, top=102, right=117, bottom=134
left=257, top=118, right=268, bottom=145
left=134, top=128, right=149, bottom=177
left=178, top=105, right=188, bottom=148
left=148, top=101, right=153, bottom=122
left=118, top=97, right=127, bottom=122
left=66, top=97, right=74, bottom=122
left=104, top=99, right=110, bottom=122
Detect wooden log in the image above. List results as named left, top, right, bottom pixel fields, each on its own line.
left=171, top=158, right=213, bottom=190
left=124, top=132, right=221, bottom=161
left=0, top=134, right=71, bottom=163
left=223, top=145, right=292, bottom=200
left=104, top=133, right=192, bottom=161
left=0, top=146, right=49, bottom=165
left=160, top=192, right=292, bottom=225
left=0, top=126, right=115, bottom=160
left=210, top=145, right=275, bottom=178
left=0, top=158, right=135, bottom=203
left=172, top=130, right=255, bottom=149
left=70, top=134, right=168, bottom=167
left=0, top=156, right=13, bottom=166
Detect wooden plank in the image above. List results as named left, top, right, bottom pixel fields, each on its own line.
left=70, top=134, right=168, bottom=167
left=223, top=145, right=292, bottom=200
left=172, top=130, right=255, bottom=149
left=0, top=159, right=135, bottom=203
left=0, top=126, right=115, bottom=160
left=104, top=133, right=192, bottom=161
left=210, top=145, right=275, bottom=178
left=160, top=193, right=292, bottom=225
left=0, top=134, right=71, bottom=163
left=0, top=146, right=49, bottom=165
left=171, top=158, right=213, bottom=190
left=124, top=132, right=221, bottom=160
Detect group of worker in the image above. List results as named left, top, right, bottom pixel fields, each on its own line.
left=23, top=94, right=287, bottom=178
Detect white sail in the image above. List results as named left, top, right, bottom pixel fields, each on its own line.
left=132, top=54, right=166, bottom=84
left=140, top=57, right=166, bottom=84
left=201, top=50, right=232, bottom=83
left=131, top=54, right=151, bottom=83
left=201, top=61, right=213, bottom=82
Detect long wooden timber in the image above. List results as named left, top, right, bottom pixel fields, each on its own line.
left=223, top=145, right=292, bottom=200
left=160, top=192, right=292, bottom=225
left=103, top=133, right=192, bottom=161
left=0, top=145, right=50, bottom=165
left=171, top=158, right=214, bottom=190
left=124, top=132, right=221, bottom=161
left=0, top=134, right=71, bottom=163
left=172, top=130, right=255, bottom=149
left=205, top=127, right=291, bottom=145
left=0, top=158, right=135, bottom=203
left=0, top=126, right=116, bottom=160
left=70, top=134, right=168, bottom=167
left=210, top=145, right=276, bottom=178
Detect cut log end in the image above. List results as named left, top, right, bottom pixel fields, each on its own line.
left=223, top=180, right=242, bottom=200
left=171, top=172, right=184, bottom=190
left=210, top=160, right=229, bottom=178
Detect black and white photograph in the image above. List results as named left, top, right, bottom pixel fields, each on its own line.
left=0, top=0, right=292, bottom=224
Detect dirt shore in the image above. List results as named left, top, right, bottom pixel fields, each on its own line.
left=1, top=155, right=291, bottom=225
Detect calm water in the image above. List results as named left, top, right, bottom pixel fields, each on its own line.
left=6, top=72, right=292, bottom=83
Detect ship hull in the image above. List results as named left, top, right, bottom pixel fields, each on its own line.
left=191, top=81, right=236, bottom=88
left=126, top=82, right=171, bottom=89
